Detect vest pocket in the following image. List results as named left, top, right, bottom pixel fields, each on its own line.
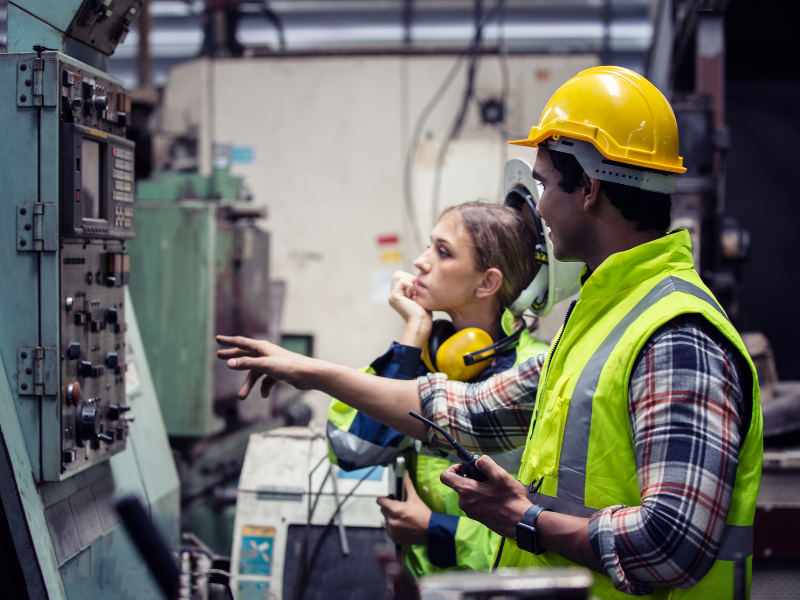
left=529, top=372, right=572, bottom=479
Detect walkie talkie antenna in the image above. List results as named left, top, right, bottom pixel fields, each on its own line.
left=408, top=411, right=488, bottom=482
left=409, top=410, right=473, bottom=462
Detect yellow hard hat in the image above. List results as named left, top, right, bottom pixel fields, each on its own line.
left=509, top=66, right=686, bottom=174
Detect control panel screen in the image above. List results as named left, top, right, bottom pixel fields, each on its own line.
left=81, top=138, right=103, bottom=220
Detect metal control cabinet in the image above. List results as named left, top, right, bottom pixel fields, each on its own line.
left=0, top=2, right=181, bottom=598
left=2, top=52, right=135, bottom=482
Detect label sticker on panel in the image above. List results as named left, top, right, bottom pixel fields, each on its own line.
left=239, top=526, right=275, bottom=575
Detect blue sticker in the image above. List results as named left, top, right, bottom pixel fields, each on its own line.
left=338, top=465, right=384, bottom=481
left=231, top=146, right=256, bottom=165
left=238, top=579, right=270, bottom=600
left=239, top=526, right=274, bottom=576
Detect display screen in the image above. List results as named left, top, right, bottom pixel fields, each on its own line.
left=81, top=138, right=103, bottom=219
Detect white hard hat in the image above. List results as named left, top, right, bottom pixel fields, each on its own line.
left=503, top=157, right=583, bottom=317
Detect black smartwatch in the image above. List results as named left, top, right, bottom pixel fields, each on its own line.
left=515, top=504, right=551, bottom=555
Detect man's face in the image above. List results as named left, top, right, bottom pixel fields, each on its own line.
left=532, top=148, right=587, bottom=263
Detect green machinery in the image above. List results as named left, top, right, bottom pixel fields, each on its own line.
left=0, top=1, right=181, bottom=598
left=130, top=154, right=283, bottom=556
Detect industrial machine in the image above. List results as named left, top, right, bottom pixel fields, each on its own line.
left=0, top=1, right=182, bottom=598
left=130, top=145, right=289, bottom=557
left=648, top=5, right=800, bottom=597
left=230, top=427, right=391, bottom=599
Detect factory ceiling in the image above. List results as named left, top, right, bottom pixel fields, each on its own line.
left=0, top=0, right=655, bottom=86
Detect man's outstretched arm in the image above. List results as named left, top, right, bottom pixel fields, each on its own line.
left=216, top=335, right=428, bottom=440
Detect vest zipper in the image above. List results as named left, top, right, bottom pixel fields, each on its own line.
left=496, top=300, right=577, bottom=569
left=530, top=299, right=577, bottom=439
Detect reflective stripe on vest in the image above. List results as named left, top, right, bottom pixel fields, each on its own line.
left=326, top=420, right=406, bottom=468
left=533, top=275, right=753, bottom=559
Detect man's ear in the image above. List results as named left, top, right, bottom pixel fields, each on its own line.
left=582, top=172, right=602, bottom=213
left=476, top=268, right=503, bottom=299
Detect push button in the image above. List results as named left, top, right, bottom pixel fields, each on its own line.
left=66, top=381, right=82, bottom=406
left=78, top=361, right=93, bottom=378
left=67, top=342, right=81, bottom=360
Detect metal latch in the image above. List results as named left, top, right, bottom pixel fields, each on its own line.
left=17, top=203, right=57, bottom=252
left=17, top=57, right=57, bottom=108
left=255, top=485, right=305, bottom=502
left=18, top=347, right=58, bottom=396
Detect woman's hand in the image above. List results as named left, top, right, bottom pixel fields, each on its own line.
left=376, top=471, right=432, bottom=546
left=389, top=271, right=432, bottom=347
left=216, top=335, right=318, bottom=399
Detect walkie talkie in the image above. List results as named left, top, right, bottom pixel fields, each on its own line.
left=408, top=411, right=488, bottom=482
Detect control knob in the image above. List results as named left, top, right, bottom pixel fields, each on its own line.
left=76, top=404, right=114, bottom=446
left=92, top=96, right=108, bottom=112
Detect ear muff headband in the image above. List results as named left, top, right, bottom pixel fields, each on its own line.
left=423, top=320, right=456, bottom=371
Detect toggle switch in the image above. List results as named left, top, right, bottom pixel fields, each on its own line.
left=98, top=433, right=114, bottom=444
left=107, top=404, right=131, bottom=420
left=67, top=342, right=81, bottom=360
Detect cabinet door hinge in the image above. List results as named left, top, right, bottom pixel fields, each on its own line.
left=17, top=203, right=58, bottom=252
left=18, top=347, right=58, bottom=396
left=17, top=57, right=57, bottom=108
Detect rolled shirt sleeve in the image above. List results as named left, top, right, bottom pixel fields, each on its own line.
left=417, top=354, right=545, bottom=454
left=588, top=316, right=745, bottom=595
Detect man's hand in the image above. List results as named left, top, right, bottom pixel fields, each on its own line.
left=440, top=455, right=531, bottom=539
left=216, top=335, right=317, bottom=399
left=376, top=472, right=432, bottom=546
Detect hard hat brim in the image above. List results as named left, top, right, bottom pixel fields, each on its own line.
left=508, top=132, right=687, bottom=174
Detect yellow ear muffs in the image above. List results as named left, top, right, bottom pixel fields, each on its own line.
left=421, top=320, right=494, bottom=382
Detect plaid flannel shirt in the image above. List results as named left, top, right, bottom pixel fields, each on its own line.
left=418, top=314, right=745, bottom=595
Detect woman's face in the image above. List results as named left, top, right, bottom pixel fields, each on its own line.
left=412, top=213, right=487, bottom=312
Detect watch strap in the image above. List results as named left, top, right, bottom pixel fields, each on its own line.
left=515, top=504, right=551, bottom=555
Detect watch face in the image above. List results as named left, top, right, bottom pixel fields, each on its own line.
left=516, top=522, right=537, bottom=554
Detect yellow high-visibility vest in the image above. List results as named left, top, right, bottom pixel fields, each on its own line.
left=496, top=229, right=762, bottom=600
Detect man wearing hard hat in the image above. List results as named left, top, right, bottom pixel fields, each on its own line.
left=219, top=66, right=762, bottom=598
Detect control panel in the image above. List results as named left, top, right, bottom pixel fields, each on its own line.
left=58, top=62, right=135, bottom=477
left=60, top=242, right=131, bottom=474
